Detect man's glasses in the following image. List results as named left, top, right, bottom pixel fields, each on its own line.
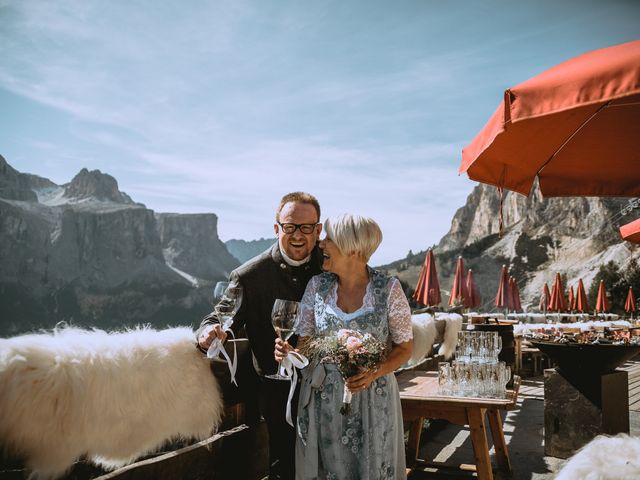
left=278, top=222, right=319, bottom=234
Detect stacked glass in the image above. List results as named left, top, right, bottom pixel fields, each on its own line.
left=437, top=331, right=511, bottom=398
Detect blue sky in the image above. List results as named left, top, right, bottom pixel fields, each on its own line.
left=1, top=1, right=638, bottom=264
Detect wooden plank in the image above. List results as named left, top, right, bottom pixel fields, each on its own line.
left=93, top=423, right=269, bottom=480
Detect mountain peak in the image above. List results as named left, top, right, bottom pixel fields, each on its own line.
left=64, top=168, right=134, bottom=204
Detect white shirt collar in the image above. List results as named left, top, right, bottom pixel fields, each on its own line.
left=280, top=248, right=311, bottom=267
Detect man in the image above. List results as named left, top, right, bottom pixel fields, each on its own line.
left=197, top=192, right=323, bottom=480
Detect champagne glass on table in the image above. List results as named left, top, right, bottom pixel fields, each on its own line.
left=266, top=299, right=300, bottom=380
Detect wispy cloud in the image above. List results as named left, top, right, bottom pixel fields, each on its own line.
left=1, top=0, right=638, bottom=263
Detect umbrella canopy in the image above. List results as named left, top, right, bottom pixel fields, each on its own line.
left=466, top=269, right=481, bottom=309
left=495, top=265, right=511, bottom=310
left=625, top=287, right=636, bottom=313
left=595, top=280, right=611, bottom=313
left=620, top=218, right=640, bottom=244
left=510, top=277, right=522, bottom=313
left=575, top=279, right=590, bottom=313
left=449, top=256, right=469, bottom=307
left=548, top=273, right=567, bottom=312
left=460, top=40, right=640, bottom=197
left=413, top=248, right=442, bottom=306
left=539, top=283, right=551, bottom=311
left=568, top=286, right=576, bottom=311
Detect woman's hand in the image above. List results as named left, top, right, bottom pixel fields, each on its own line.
left=274, top=337, right=293, bottom=363
left=346, top=367, right=378, bottom=393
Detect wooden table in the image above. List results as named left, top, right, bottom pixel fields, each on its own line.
left=398, top=371, right=520, bottom=480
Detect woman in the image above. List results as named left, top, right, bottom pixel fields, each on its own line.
left=277, top=214, right=413, bottom=480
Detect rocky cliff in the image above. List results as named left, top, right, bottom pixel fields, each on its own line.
left=0, top=156, right=239, bottom=335
left=383, top=182, right=640, bottom=311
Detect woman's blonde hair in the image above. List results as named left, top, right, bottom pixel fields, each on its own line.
left=324, top=214, right=382, bottom=262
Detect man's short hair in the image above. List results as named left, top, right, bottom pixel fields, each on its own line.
left=276, top=192, right=321, bottom=222
left=324, top=214, right=382, bottom=262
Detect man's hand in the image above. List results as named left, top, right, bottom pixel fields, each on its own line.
left=198, top=324, right=227, bottom=350
left=274, top=337, right=293, bottom=363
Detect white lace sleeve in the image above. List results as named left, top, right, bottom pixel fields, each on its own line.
left=387, top=278, right=413, bottom=344
left=296, top=275, right=320, bottom=337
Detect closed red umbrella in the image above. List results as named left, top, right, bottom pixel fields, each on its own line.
left=449, top=256, right=469, bottom=307
left=549, top=273, right=567, bottom=312
left=460, top=40, right=640, bottom=198
left=539, top=283, right=551, bottom=311
left=575, top=278, right=590, bottom=313
left=625, top=286, right=636, bottom=314
left=595, top=280, right=611, bottom=313
left=466, top=269, right=481, bottom=309
left=620, top=218, right=640, bottom=244
left=510, top=277, right=522, bottom=313
left=568, top=286, right=576, bottom=311
left=495, top=265, right=511, bottom=310
left=413, top=248, right=441, bottom=306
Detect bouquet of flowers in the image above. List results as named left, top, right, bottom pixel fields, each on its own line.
left=309, top=329, right=387, bottom=414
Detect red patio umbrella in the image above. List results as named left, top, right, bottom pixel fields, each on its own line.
left=466, top=269, right=481, bottom=309
left=575, top=278, right=590, bottom=313
left=548, top=273, right=567, bottom=312
left=495, top=265, right=511, bottom=310
left=595, top=280, right=611, bottom=313
left=620, top=218, right=640, bottom=244
left=625, top=287, right=636, bottom=314
left=460, top=40, right=640, bottom=198
left=539, top=283, right=551, bottom=311
left=510, top=277, right=522, bottom=313
left=449, top=256, right=469, bottom=307
left=413, top=248, right=441, bottom=306
left=568, top=286, right=576, bottom=311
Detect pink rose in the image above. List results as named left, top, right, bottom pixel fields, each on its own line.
left=346, top=336, right=362, bottom=352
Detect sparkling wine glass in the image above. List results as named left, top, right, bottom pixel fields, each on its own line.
left=214, top=285, right=243, bottom=331
left=266, top=299, right=300, bottom=380
left=207, top=284, right=243, bottom=360
left=213, top=281, right=229, bottom=303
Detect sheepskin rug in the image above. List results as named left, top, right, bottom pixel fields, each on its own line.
left=404, top=312, right=463, bottom=367
left=435, top=313, right=462, bottom=360
left=0, top=326, right=223, bottom=479
left=555, top=434, right=640, bottom=480
left=406, top=313, right=438, bottom=366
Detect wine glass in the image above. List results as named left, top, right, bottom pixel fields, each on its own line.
left=207, top=285, right=243, bottom=360
left=213, top=281, right=229, bottom=303
left=265, top=299, right=300, bottom=380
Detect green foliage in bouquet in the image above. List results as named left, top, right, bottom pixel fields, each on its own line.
left=308, top=329, right=387, bottom=414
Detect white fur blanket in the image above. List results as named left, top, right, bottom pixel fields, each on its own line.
left=0, top=327, right=223, bottom=479
left=405, top=313, right=463, bottom=367
left=555, top=434, right=640, bottom=480
left=435, top=313, right=463, bottom=360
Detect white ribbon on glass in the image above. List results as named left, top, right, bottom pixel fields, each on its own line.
left=281, top=350, right=309, bottom=426
left=206, top=327, right=238, bottom=386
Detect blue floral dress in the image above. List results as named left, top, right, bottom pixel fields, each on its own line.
left=295, top=269, right=412, bottom=480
